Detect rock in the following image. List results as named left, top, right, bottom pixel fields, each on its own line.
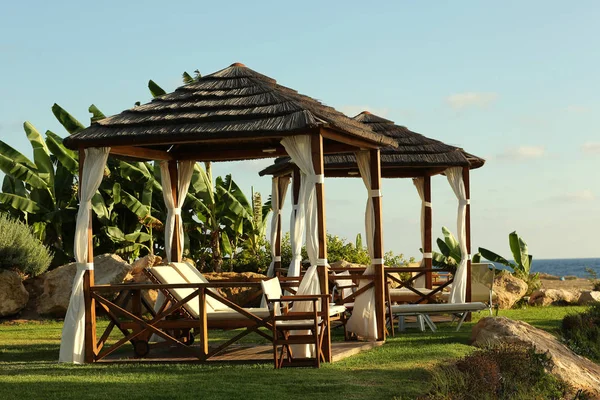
left=203, top=272, right=267, bottom=307
left=578, top=291, right=600, bottom=305
left=329, top=260, right=367, bottom=270
left=130, top=254, right=162, bottom=275
left=123, top=257, right=161, bottom=309
left=493, top=271, right=528, bottom=309
left=0, top=270, right=29, bottom=317
left=25, top=254, right=132, bottom=317
left=471, top=317, right=600, bottom=397
left=529, top=288, right=580, bottom=306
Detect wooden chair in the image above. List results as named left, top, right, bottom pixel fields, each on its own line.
left=267, top=294, right=331, bottom=368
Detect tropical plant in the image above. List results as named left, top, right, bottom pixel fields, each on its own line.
left=430, top=227, right=481, bottom=272
left=478, top=231, right=532, bottom=278
left=0, top=213, right=52, bottom=276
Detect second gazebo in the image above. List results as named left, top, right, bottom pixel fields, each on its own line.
left=259, top=111, right=485, bottom=303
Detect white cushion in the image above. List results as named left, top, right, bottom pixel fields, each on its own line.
left=150, top=266, right=203, bottom=317
left=170, top=262, right=230, bottom=312
left=391, top=302, right=488, bottom=315
left=207, top=307, right=270, bottom=321
left=261, top=277, right=283, bottom=315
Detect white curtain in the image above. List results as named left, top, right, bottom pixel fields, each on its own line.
left=446, top=167, right=468, bottom=303
left=266, top=177, right=290, bottom=277
left=281, top=136, right=321, bottom=269
left=160, top=161, right=195, bottom=260
left=413, top=177, right=426, bottom=266
left=288, top=172, right=306, bottom=280
left=346, top=151, right=378, bottom=340
left=281, top=135, right=323, bottom=358
left=152, top=161, right=194, bottom=342
left=59, top=147, right=110, bottom=364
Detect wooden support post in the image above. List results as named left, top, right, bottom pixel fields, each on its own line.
left=424, top=175, right=433, bottom=289
left=198, top=288, right=208, bottom=358
left=463, top=167, right=472, bottom=304
left=273, top=178, right=282, bottom=277
left=312, top=131, right=331, bottom=362
left=370, top=149, right=386, bottom=341
left=168, top=161, right=182, bottom=263
left=80, top=150, right=97, bottom=363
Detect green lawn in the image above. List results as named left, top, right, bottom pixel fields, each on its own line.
left=0, top=307, right=586, bottom=400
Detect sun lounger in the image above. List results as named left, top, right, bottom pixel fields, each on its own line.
left=390, top=302, right=488, bottom=332
left=146, top=264, right=272, bottom=329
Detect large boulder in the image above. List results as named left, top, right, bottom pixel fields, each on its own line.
left=25, top=254, right=132, bottom=317
left=578, top=290, right=600, bottom=305
left=493, top=271, right=528, bottom=309
left=471, top=317, right=600, bottom=398
left=529, top=288, right=580, bottom=306
left=0, top=270, right=29, bottom=317
left=203, top=272, right=267, bottom=307
left=123, top=254, right=164, bottom=309
left=329, top=260, right=367, bottom=270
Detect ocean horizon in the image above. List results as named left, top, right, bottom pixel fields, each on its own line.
left=486, top=257, right=600, bottom=278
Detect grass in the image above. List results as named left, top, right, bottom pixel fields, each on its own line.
left=0, top=306, right=586, bottom=400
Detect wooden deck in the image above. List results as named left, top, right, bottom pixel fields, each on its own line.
left=98, top=341, right=384, bottom=364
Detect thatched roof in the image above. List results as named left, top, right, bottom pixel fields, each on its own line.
left=259, top=111, right=485, bottom=177
left=63, top=63, right=396, bottom=155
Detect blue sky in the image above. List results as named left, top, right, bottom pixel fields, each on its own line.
left=1, top=1, right=599, bottom=259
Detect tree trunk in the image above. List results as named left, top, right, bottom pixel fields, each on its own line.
left=211, top=228, right=223, bottom=272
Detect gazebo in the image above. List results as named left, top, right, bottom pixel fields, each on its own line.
left=59, top=63, right=396, bottom=364
left=259, top=111, right=485, bottom=308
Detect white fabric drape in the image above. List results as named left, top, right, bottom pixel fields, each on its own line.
left=413, top=177, right=426, bottom=266
left=160, top=161, right=195, bottom=261
left=266, top=177, right=290, bottom=277
left=59, top=147, right=110, bottom=364
left=281, top=135, right=323, bottom=358
left=281, top=136, right=320, bottom=268
left=346, top=151, right=378, bottom=340
left=152, top=161, right=194, bottom=342
left=288, top=173, right=306, bottom=280
left=446, top=167, right=468, bottom=303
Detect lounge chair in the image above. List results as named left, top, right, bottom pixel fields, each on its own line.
left=440, top=263, right=496, bottom=315
left=389, top=301, right=488, bottom=332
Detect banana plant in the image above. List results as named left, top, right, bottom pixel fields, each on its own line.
left=479, top=231, right=533, bottom=278
left=430, top=226, right=481, bottom=272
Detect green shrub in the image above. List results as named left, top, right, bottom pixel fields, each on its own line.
left=561, top=303, right=600, bottom=362
left=0, top=213, right=52, bottom=276
left=425, top=343, right=571, bottom=400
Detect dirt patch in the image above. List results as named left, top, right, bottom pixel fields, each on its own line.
left=539, top=273, right=593, bottom=292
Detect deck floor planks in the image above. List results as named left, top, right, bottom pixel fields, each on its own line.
left=99, top=341, right=383, bottom=364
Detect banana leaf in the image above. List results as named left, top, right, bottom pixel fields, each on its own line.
left=52, top=103, right=86, bottom=134
left=0, top=153, right=47, bottom=189
left=509, top=231, right=530, bottom=274
left=182, top=71, right=194, bottom=84
left=148, top=80, right=166, bottom=98
left=46, top=131, right=79, bottom=175
left=88, top=104, right=106, bottom=123
left=0, top=140, right=36, bottom=169
left=24, top=122, right=54, bottom=188
left=120, top=190, right=150, bottom=219
left=479, top=247, right=515, bottom=269
left=2, top=175, right=27, bottom=197
left=0, top=193, right=44, bottom=213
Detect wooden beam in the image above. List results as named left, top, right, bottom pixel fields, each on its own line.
left=110, top=146, right=173, bottom=161
left=175, top=145, right=289, bottom=162
left=80, top=150, right=97, bottom=363
left=369, top=149, right=386, bottom=341
left=320, top=127, right=383, bottom=150
left=168, top=161, right=182, bottom=262
left=312, top=130, right=331, bottom=362
left=424, top=175, right=433, bottom=289
left=463, top=166, right=472, bottom=304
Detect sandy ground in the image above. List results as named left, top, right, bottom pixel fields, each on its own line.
left=539, top=273, right=594, bottom=291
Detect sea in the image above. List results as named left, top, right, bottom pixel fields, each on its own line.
left=487, top=258, right=600, bottom=279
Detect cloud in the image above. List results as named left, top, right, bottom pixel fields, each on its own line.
left=338, top=105, right=390, bottom=118
left=445, top=92, right=498, bottom=110
left=565, top=105, right=591, bottom=114
left=497, top=146, right=546, bottom=160
left=582, top=142, right=600, bottom=155
left=550, top=189, right=595, bottom=203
